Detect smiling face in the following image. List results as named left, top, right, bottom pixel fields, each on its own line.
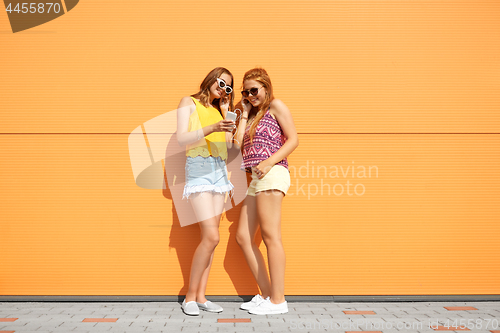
left=209, top=73, right=232, bottom=100
left=242, top=79, right=266, bottom=107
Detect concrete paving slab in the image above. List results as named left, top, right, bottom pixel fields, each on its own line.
left=0, top=300, right=498, bottom=333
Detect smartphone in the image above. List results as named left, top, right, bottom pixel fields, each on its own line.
left=225, top=111, right=237, bottom=122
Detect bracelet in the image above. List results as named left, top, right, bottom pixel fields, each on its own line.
left=241, top=117, right=248, bottom=121
left=197, top=129, right=202, bottom=141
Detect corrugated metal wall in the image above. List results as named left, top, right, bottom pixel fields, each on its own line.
left=1, top=1, right=499, bottom=296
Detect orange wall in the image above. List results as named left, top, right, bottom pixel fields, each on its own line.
left=1, top=1, right=499, bottom=295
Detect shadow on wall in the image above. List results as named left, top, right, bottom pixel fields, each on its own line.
left=162, top=133, right=262, bottom=297
left=128, top=106, right=263, bottom=296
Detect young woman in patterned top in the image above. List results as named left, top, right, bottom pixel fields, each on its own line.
left=234, top=68, right=299, bottom=315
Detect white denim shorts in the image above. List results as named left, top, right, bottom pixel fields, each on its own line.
left=247, top=164, right=291, bottom=196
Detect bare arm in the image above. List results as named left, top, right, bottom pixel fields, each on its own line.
left=234, top=99, right=252, bottom=149
left=225, top=129, right=234, bottom=149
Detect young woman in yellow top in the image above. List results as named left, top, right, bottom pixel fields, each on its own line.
left=176, top=67, right=236, bottom=315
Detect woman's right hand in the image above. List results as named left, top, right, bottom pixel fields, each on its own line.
left=242, top=98, right=252, bottom=115
left=212, top=119, right=236, bottom=133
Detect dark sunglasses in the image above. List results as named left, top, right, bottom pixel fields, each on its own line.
left=216, top=78, right=233, bottom=94
left=241, top=86, right=263, bottom=98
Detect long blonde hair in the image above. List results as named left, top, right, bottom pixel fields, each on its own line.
left=243, top=68, right=274, bottom=143
left=192, top=67, right=234, bottom=114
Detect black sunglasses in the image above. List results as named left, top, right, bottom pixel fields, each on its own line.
left=241, top=86, right=263, bottom=98
left=216, top=78, right=233, bottom=94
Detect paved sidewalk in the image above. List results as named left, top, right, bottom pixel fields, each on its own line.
left=0, top=301, right=499, bottom=333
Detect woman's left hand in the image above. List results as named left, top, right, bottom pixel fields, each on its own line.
left=253, top=160, right=273, bottom=179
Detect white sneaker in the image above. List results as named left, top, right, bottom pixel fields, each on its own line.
left=248, top=298, right=288, bottom=315
left=196, top=300, right=223, bottom=313
left=240, top=294, right=268, bottom=310
left=181, top=299, right=199, bottom=316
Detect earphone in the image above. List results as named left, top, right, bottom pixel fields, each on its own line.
left=228, top=108, right=244, bottom=145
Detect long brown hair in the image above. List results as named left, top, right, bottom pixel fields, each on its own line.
left=191, top=67, right=234, bottom=115
left=243, top=68, right=275, bottom=143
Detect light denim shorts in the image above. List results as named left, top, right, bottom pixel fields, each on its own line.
left=183, top=155, right=234, bottom=199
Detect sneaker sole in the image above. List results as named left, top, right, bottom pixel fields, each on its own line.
left=249, top=309, right=288, bottom=315
left=182, top=310, right=199, bottom=316
left=197, top=303, right=223, bottom=313
left=199, top=308, right=223, bottom=313
left=181, top=307, right=199, bottom=316
left=239, top=305, right=254, bottom=311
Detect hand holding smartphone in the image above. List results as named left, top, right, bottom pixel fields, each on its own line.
left=225, top=111, right=237, bottom=130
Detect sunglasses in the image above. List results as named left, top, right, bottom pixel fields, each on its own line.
left=216, top=78, right=233, bottom=94
left=241, top=86, right=263, bottom=97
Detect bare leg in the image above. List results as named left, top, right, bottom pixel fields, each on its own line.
left=184, top=192, right=224, bottom=303
left=236, top=195, right=272, bottom=298
left=196, top=193, right=224, bottom=302
left=256, top=190, right=286, bottom=304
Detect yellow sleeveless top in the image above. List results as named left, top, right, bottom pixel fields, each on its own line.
left=186, top=96, right=228, bottom=160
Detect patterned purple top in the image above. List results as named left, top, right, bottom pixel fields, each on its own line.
left=241, top=108, right=288, bottom=173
